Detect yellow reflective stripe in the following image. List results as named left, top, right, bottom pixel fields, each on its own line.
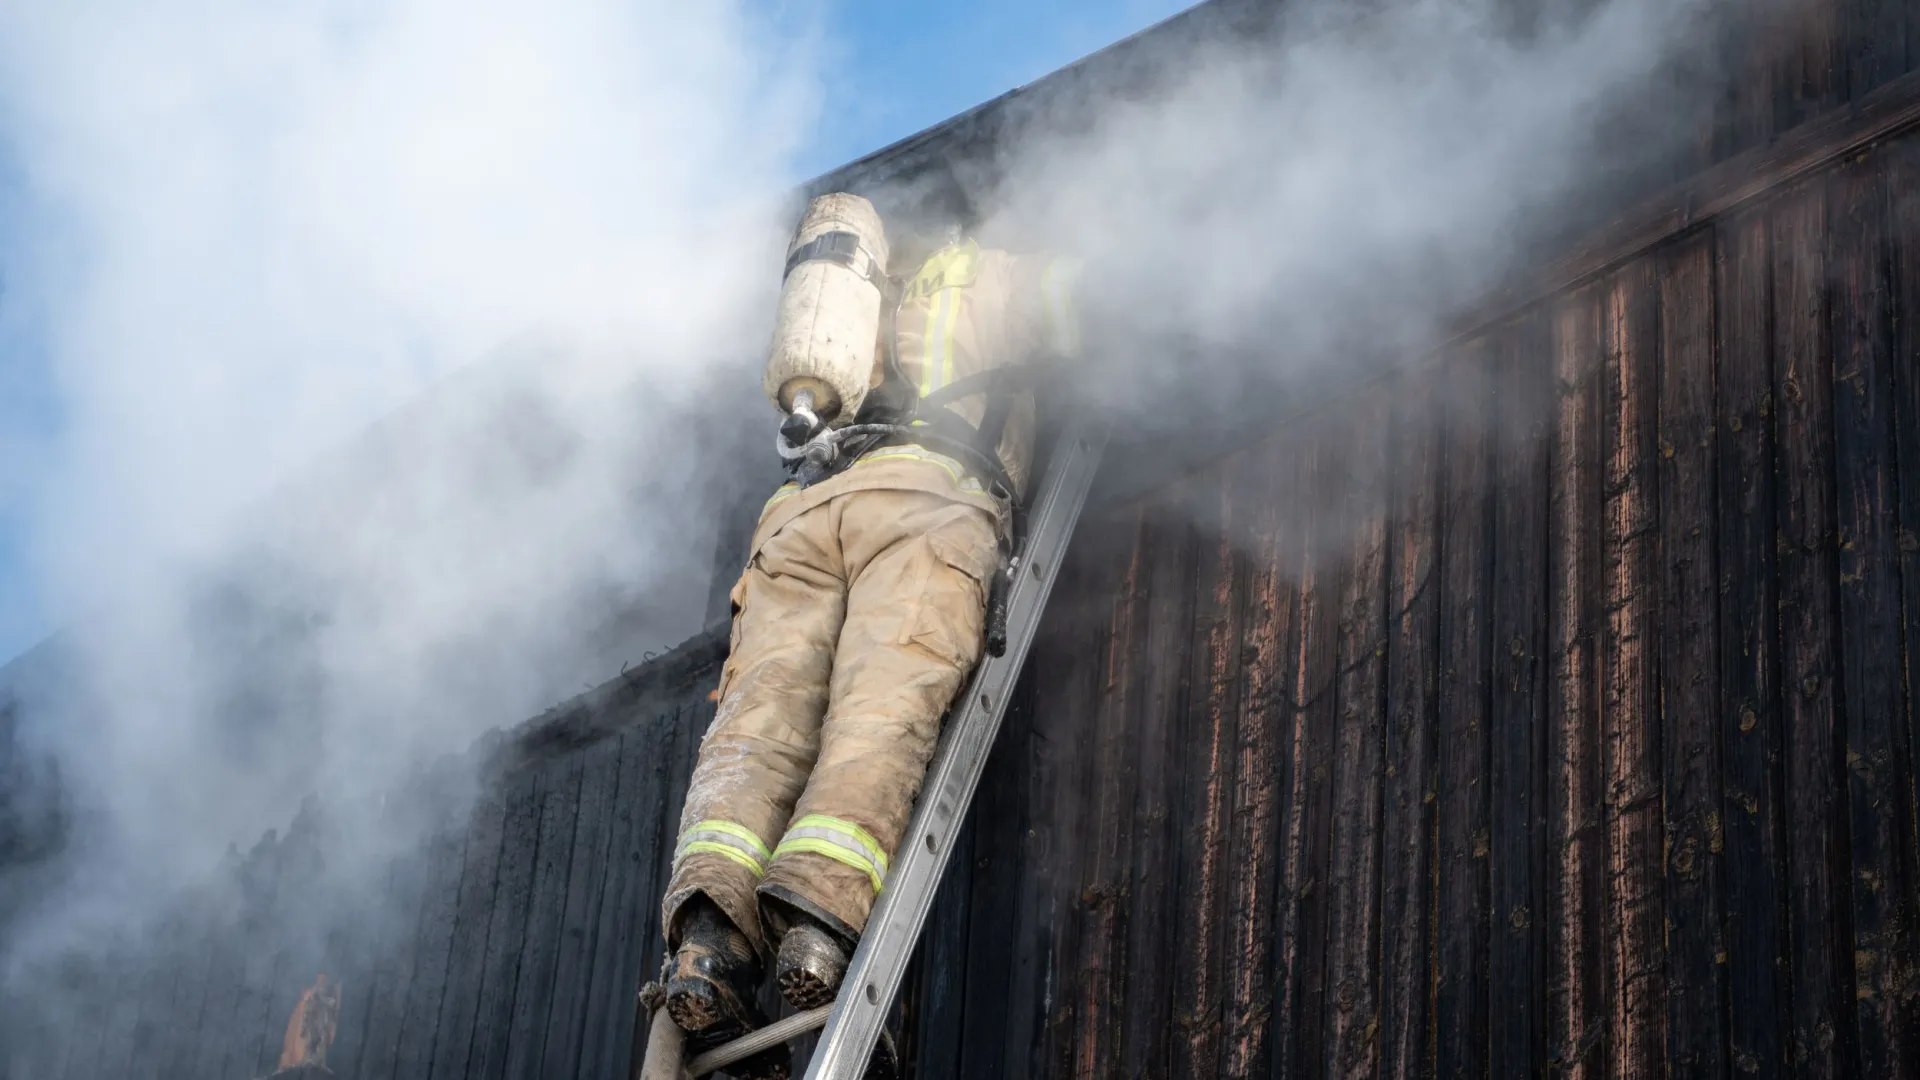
left=905, top=241, right=977, bottom=301
left=849, top=445, right=986, bottom=494
left=789, top=814, right=889, bottom=871
left=773, top=814, right=891, bottom=895
left=680, top=841, right=764, bottom=876
left=676, top=820, right=771, bottom=876
left=1041, top=257, right=1081, bottom=357
left=921, top=287, right=960, bottom=396
left=762, top=445, right=987, bottom=502
left=690, top=820, right=772, bottom=860
left=772, top=838, right=884, bottom=894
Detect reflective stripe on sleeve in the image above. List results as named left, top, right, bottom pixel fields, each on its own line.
left=850, top=443, right=987, bottom=495
left=676, top=820, right=772, bottom=877
left=773, top=814, right=891, bottom=895
left=921, top=287, right=960, bottom=396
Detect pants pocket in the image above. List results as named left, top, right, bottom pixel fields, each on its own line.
left=715, top=569, right=751, bottom=703
left=898, top=529, right=994, bottom=668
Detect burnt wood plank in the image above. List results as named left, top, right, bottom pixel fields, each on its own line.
left=1889, top=137, right=1920, bottom=1080
left=911, top=757, right=978, bottom=1080
left=1377, top=377, right=1442, bottom=1080
left=1004, top=522, right=1103, bottom=1079
left=349, top=795, right=441, bottom=1076
left=427, top=784, right=512, bottom=1080
left=83, top=953, right=140, bottom=1080
left=1271, top=424, right=1343, bottom=1080
left=1029, top=514, right=1121, bottom=1078
left=186, top=833, right=275, bottom=1080
left=320, top=854, right=394, bottom=1080
left=1910, top=0, right=1920, bottom=80
left=503, top=755, right=585, bottom=1078
left=1220, top=429, right=1304, bottom=1077
left=574, top=721, right=662, bottom=1080
left=356, top=806, right=441, bottom=1080
left=391, top=807, right=473, bottom=1080
left=1431, top=339, right=1494, bottom=1080
left=1321, top=399, right=1392, bottom=1079
left=1656, top=229, right=1732, bottom=1079
left=1774, top=0, right=1844, bottom=138
left=1172, top=455, right=1247, bottom=1078
left=640, top=704, right=709, bottom=1073
left=955, top=659, right=1036, bottom=1080
left=1709, top=7, right=1771, bottom=162
left=228, top=829, right=294, bottom=1080
left=1600, top=258, right=1669, bottom=1079
left=1715, top=206, right=1791, bottom=1080
left=1848, top=0, right=1906, bottom=103
left=154, top=870, right=231, bottom=1080
left=174, top=851, right=242, bottom=1080
left=1771, top=180, right=1856, bottom=1078
left=1548, top=285, right=1608, bottom=1079
left=1461, top=53, right=1920, bottom=356
left=538, top=736, right=624, bottom=1079
left=467, top=767, right=546, bottom=1079
left=1489, top=314, right=1553, bottom=1079
left=114, top=912, right=191, bottom=1080
left=598, top=705, right=693, bottom=1079
left=1064, top=502, right=1148, bottom=1075
left=1826, top=154, right=1920, bottom=1076
left=1055, top=529, right=1125, bottom=1077
left=252, top=810, right=330, bottom=1079
left=1116, top=492, right=1200, bottom=1078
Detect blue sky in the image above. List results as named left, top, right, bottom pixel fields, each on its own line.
left=0, top=2, right=1193, bottom=666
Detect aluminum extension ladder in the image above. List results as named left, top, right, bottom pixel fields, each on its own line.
left=636, top=418, right=1109, bottom=1080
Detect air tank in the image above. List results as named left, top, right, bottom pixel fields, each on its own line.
left=764, top=193, right=890, bottom=427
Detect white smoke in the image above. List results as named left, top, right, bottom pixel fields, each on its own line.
left=985, top=0, right=1741, bottom=428
left=0, top=0, right=819, bottom=961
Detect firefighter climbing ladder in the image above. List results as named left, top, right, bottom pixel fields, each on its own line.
left=637, top=417, right=1110, bottom=1080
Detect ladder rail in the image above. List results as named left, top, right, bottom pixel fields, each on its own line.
left=802, top=419, right=1109, bottom=1080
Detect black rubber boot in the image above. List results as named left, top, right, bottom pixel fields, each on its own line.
left=664, top=899, right=790, bottom=1079
left=761, top=885, right=860, bottom=1011
left=775, top=920, right=852, bottom=1010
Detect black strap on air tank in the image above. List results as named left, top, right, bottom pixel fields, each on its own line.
left=783, top=230, right=885, bottom=286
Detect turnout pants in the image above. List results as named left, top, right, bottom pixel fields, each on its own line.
left=661, top=482, right=999, bottom=958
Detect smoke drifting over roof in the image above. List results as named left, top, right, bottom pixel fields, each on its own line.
left=975, top=0, right=1746, bottom=432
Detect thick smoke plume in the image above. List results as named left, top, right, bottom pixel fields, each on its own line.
left=983, top=0, right=1745, bottom=436
left=0, top=0, right=815, bottom=979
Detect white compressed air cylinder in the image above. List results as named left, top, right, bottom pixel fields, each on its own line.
left=764, top=192, right=890, bottom=425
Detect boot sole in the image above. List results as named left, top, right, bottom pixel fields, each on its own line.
left=777, top=965, right=839, bottom=1011
left=666, top=984, right=728, bottom=1035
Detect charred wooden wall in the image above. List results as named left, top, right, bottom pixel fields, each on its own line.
left=0, top=637, right=725, bottom=1080
left=932, top=136, right=1920, bottom=1080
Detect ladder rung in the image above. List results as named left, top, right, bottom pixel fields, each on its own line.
left=685, top=1005, right=833, bottom=1077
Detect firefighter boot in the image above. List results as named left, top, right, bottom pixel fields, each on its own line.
left=775, top=921, right=851, bottom=1010
left=665, top=898, right=791, bottom=1079
left=762, top=890, right=900, bottom=1079
left=762, top=884, right=857, bottom=1010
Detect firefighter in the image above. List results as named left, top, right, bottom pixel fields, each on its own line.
left=657, top=191, right=1079, bottom=1075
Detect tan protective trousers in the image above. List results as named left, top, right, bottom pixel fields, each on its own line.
left=661, top=483, right=998, bottom=958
